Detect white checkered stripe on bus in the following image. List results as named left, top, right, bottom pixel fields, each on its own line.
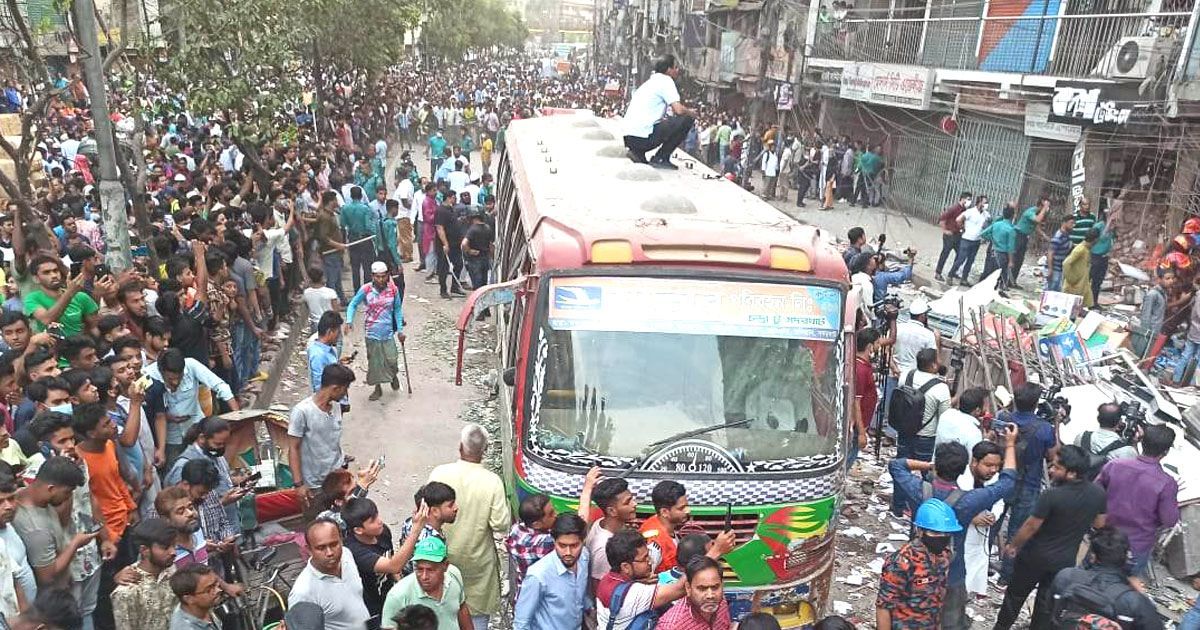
left=521, top=457, right=842, bottom=505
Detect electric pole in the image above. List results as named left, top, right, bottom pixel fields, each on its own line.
left=748, top=0, right=779, bottom=143
left=768, top=20, right=798, bottom=200
left=71, top=0, right=133, bottom=271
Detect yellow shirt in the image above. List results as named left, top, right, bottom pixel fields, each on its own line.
left=481, top=138, right=493, bottom=161
left=427, top=460, right=511, bottom=615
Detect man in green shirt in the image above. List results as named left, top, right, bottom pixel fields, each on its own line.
left=717, top=121, right=732, bottom=165
left=380, top=537, right=471, bottom=630
left=23, top=255, right=98, bottom=338
left=1071, top=196, right=1097, bottom=244
left=354, top=158, right=383, bottom=200
left=340, top=186, right=376, bottom=290
left=429, top=131, right=448, bottom=177
left=856, top=146, right=883, bottom=208
left=1011, top=197, right=1048, bottom=288
left=980, top=204, right=1018, bottom=290
left=1090, top=208, right=1118, bottom=303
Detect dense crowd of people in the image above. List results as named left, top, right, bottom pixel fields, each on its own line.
left=0, top=45, right=1192, bottom=630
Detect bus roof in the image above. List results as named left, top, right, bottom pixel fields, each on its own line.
left=504, top=111, right=847, bottom=281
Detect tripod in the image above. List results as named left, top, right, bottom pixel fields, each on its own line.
left=872, top=340, right=895, bottom=458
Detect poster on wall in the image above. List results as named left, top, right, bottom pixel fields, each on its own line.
left=776, top=83, right=794, bottom=110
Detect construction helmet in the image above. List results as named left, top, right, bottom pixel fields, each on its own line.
left=913, top=498, right=962, bottom=533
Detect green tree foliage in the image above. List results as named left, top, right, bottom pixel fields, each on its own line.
left=422, top=0, right=527, bottom=61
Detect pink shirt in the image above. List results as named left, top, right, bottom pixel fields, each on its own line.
left=657, top=598, right=732, bottom=630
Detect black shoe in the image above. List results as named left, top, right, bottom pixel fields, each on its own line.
left=650, top=160, right=678, bottom=170
left=391, top=376, right=400, bottom=391
left=627, top=150, right=648, bottom=164
left=440, top=290, right=451, bottom=299
left=451, top=288, right=466, bottom=296
left=935, top=273, right=944, bottom=282
left=796, top=202, right=806, bottom=208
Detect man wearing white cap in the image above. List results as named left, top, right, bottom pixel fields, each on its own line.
left=879, top=296, right=939, bottom=439
left=344, top=261, right=405, bottom=401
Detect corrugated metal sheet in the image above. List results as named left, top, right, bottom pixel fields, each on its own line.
left=888, top=112, right=1031, bottom=222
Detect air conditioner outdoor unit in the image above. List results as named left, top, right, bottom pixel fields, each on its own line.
left=1091, top=35, right=1178, bottom=79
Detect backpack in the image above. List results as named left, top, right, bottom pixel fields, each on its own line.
left=606, top=581, right=663, bottom=630
left=888, top=371, right=942, bottom=437
left=1052, top=577, right=1137, bottom=629
left=1080, top=432, right=1127, bottom=482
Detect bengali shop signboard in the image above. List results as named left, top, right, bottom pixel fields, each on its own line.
left=839, top=63, right=934, bottom=110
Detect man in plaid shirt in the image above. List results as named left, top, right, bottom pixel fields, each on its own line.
left=504, top=468, right=601, bottom=599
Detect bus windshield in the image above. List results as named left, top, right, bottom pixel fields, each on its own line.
left=528, top=276, right=845, bottom=467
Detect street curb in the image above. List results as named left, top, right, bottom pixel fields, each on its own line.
left=245, top=300, right=309, bottom=410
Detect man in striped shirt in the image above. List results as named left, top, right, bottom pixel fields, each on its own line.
left=1045, top=217, right=1075, bottom=292
left=1070, top=196, right=1097, bottom=244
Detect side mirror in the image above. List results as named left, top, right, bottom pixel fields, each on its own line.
left=455, top=276, right=528, bottom=386
left=502, top=367, right=516, bottom=387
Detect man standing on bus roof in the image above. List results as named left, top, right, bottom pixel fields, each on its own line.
left=622, top=54, right=697, bottom=170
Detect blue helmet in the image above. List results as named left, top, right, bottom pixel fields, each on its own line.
left=913, top=498, right=962, bottom=533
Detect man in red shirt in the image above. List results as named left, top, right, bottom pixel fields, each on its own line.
left=852, top=328, right=881, bottom=468
left=935, top=192, right=972, bottom=281
left=639, top=480, right=689, bottom=573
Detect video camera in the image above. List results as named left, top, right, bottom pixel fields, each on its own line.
left=1037, top=382, right=1072, bottom=423
left=871, top=294, right=902, bottom=325
left=1117, top=400, right=1147, bottom=442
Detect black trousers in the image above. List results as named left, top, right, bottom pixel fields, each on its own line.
left=936, top=233, right=961, bottom=275
left=348, top=239, right=375, bottom=290
left=436, top=247, right=464, bottom=293
left=1012, top=231, right=1031, bottom=283
left=993, top=554, right=1060, bottom=630
left=624, top=115, right=695, bottom=163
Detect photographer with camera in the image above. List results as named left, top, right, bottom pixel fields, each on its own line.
left=867, top=248, right=917, bottom=304
left=996, top=382, right=1060, bottom=585
left=1074, top=403, right=1138, bottom=479
left=1095, top=423, right=1179, bottom=577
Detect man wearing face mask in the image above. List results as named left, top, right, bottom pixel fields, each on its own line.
left=163, top=418, right=247, bottom=537
left=935, top=192, right=972, bottom=282
left=947, top=195, right=989, bottom=286
left=876, top=498, right=959, bottom=629
left=889, top=427, right=1019, bottom=630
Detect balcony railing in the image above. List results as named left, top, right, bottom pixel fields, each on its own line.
left=811, top=10, right=1190, bottom=80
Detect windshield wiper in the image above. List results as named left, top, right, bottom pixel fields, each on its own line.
left=618, top=418, right=752, bottom=477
